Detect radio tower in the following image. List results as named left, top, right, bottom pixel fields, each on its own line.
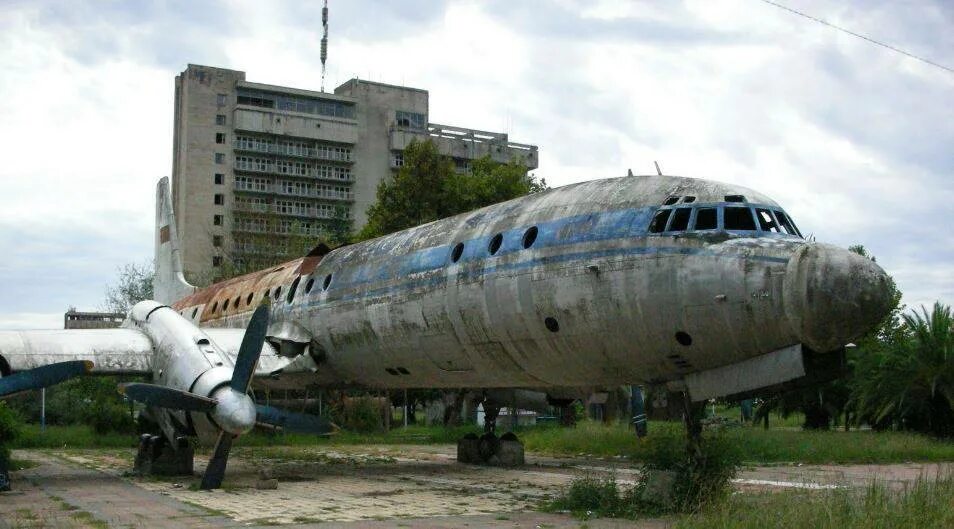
left=320, top=0, right=329, bottom=92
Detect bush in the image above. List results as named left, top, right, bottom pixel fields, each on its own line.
left=547, top=430, right=741, bottom=518
left=0, top=401, right=20, bottom=467
left=548, top=474, right=622, bottom=518
left=332, top=395, right=384, bottom=433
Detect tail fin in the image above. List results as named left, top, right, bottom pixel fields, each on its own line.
left=153, top=176, right=196, bottom=304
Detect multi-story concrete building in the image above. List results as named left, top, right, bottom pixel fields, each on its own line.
left=171, top=64, right=538, bottom=281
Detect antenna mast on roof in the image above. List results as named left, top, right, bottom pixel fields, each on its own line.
left=320, top=0, right=329, bottom=92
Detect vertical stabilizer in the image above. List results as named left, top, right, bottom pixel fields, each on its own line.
left=154, top=176, right=197, bottom=304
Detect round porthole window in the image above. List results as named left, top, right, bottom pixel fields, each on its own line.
left=523, top=226, right=538, bottom=249
left=451, top=242, right=465, bottom=263
left=544, top=316, right=560, bottom=332
left=488, top=233, right=503, bottom=255
left=675, top=331, right=693, bottom=346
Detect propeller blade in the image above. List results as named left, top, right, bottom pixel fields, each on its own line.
left=230, top=305, right=270, bottom=393
left=200, top=431, right=234, bottom=490
left=255, top=404, right=338, bottom=435
left=119, top=383, right=217, bottom=413
left=0, top=361, right=92, bottom=398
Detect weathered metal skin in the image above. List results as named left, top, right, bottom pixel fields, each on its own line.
left=171, top=175, right=893, bottom=393
left=124, top=301, right=261, bottom=443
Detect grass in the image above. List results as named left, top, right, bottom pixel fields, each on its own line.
left=11, top=420, right=954, bottom=465
left=521, top=421, right=954, bottom=464
left=547, top=470, right=954, bottom=527
left=12, top=424, right=134, bottom=449
left=675, top=474, right=954, bottom=528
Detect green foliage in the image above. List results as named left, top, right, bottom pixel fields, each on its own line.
left=853, top=303, right=954, bottom=437
left=521, top=420, right=954, bottom=464
left=547, top=431, right=739, bottom=517
left=331, top=395, right=384, bottom=434
left=675, top=475, right=954, bottom=529
left=6, top=376, right=138, bottom=435
left=12, top=424, right=132, bottom=449
left=357, top=139, right=546, bottom=240
left=102, top=261, right=154, bottom=313
left=0, top=401, right=20, bottom=467
left=547, top=474, right=623, bottom=518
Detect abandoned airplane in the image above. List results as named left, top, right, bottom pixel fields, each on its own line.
left=0, top=174, right=893, bottom=488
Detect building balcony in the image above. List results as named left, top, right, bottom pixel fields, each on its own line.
left=234, top=160, right=355, bottom=183
left=234, top=141, right=354, bottom=163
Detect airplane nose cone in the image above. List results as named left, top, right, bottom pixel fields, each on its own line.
left=783, top=243, right=893, bottom=352
left=210, top=387, right=257, bottom=435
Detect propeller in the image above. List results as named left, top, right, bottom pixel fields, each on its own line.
left=120, top=304, right=270, bottom=490
left=254, top=404, right=337, bottom=435
left=0, top=360, right=93, bottom=398
left=119, top=384, right=217, bottom=412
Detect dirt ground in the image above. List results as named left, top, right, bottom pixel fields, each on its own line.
left=1, top=444, right=950, bottom=528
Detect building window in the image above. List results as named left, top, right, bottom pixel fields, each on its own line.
left=212, top=256, right=223, bottom=267
left=215, top=133, right=225, bottom=144
left=216, top=93, right=227, bottom=106
left=392, top=152, right=404, bottom=168
left=214, top=194, right=224, bottom=205
left=213, top=214, right=223, bottom=226
left=215, top=114, right=226, bottom=126
left=214, top=152, right=225, bottom=164
left=212, top=235, right=223, bottom=247
left=396, top=110, right=426, bottom=130
left=214, top=173, right=224, bottom=185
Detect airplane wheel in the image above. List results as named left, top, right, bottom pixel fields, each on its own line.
left=478, top=432, right=500, bottom=461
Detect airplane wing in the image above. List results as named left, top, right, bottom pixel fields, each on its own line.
left=0, top=329, right=154, bottom=375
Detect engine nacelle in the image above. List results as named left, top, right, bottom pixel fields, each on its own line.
left=126, top=301, right=236, bottom=442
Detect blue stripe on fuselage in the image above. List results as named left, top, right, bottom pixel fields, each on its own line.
left=288, top=204, right=796, bottom=310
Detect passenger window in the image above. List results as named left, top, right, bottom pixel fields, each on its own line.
left=775, top=211, right=801, bottom=237
left=648, top=209, right=672, bottom=233
left=756, top=208, right=781, bottom=233
left=694, top=208, right=717, bottom=230
left=724, top=207, right=756, bottom=230
left=669, top=208, right=691, bottom=232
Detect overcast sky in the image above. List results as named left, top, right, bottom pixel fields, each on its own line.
left=0, top=0, right=951, bottom=329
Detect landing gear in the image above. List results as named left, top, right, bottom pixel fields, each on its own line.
left=457, top=431, right=524, bottom=466
left=681, top=391, right=706, bottom=469
left=457, top=401, right=524, bottom=466
left=133, top=434, right=194, bottom=476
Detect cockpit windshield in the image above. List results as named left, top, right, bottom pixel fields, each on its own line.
left=648, top=200, right=802, bottom=238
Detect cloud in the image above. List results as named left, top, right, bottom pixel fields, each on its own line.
left=0, top=0, right=951, bottom=329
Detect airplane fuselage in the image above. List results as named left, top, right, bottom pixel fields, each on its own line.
left=170, top=175, right=891, bottom=392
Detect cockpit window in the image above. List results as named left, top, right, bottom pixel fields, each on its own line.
left=756, top=208, right=781, bottom=233
left=682, top=196, right=696, bottom=203
left=663, top=196, right=679, bottom=206
left=724, top=207, right=756, bottom=230
left=694, top=208, right=717, bottom=230
left=775, top=210, right=802, bottom=237
left=669, top=208, right=691, bottom=232
left=649, top=209, right=672, bottom=233
left=724, top=194, right=746, bottom=203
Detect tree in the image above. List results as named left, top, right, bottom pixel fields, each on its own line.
left=357, top=139, right=546, bottom=240
left=102, top=262, right=154, bottom=313
left=852, top=303, right=954, bottom=437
